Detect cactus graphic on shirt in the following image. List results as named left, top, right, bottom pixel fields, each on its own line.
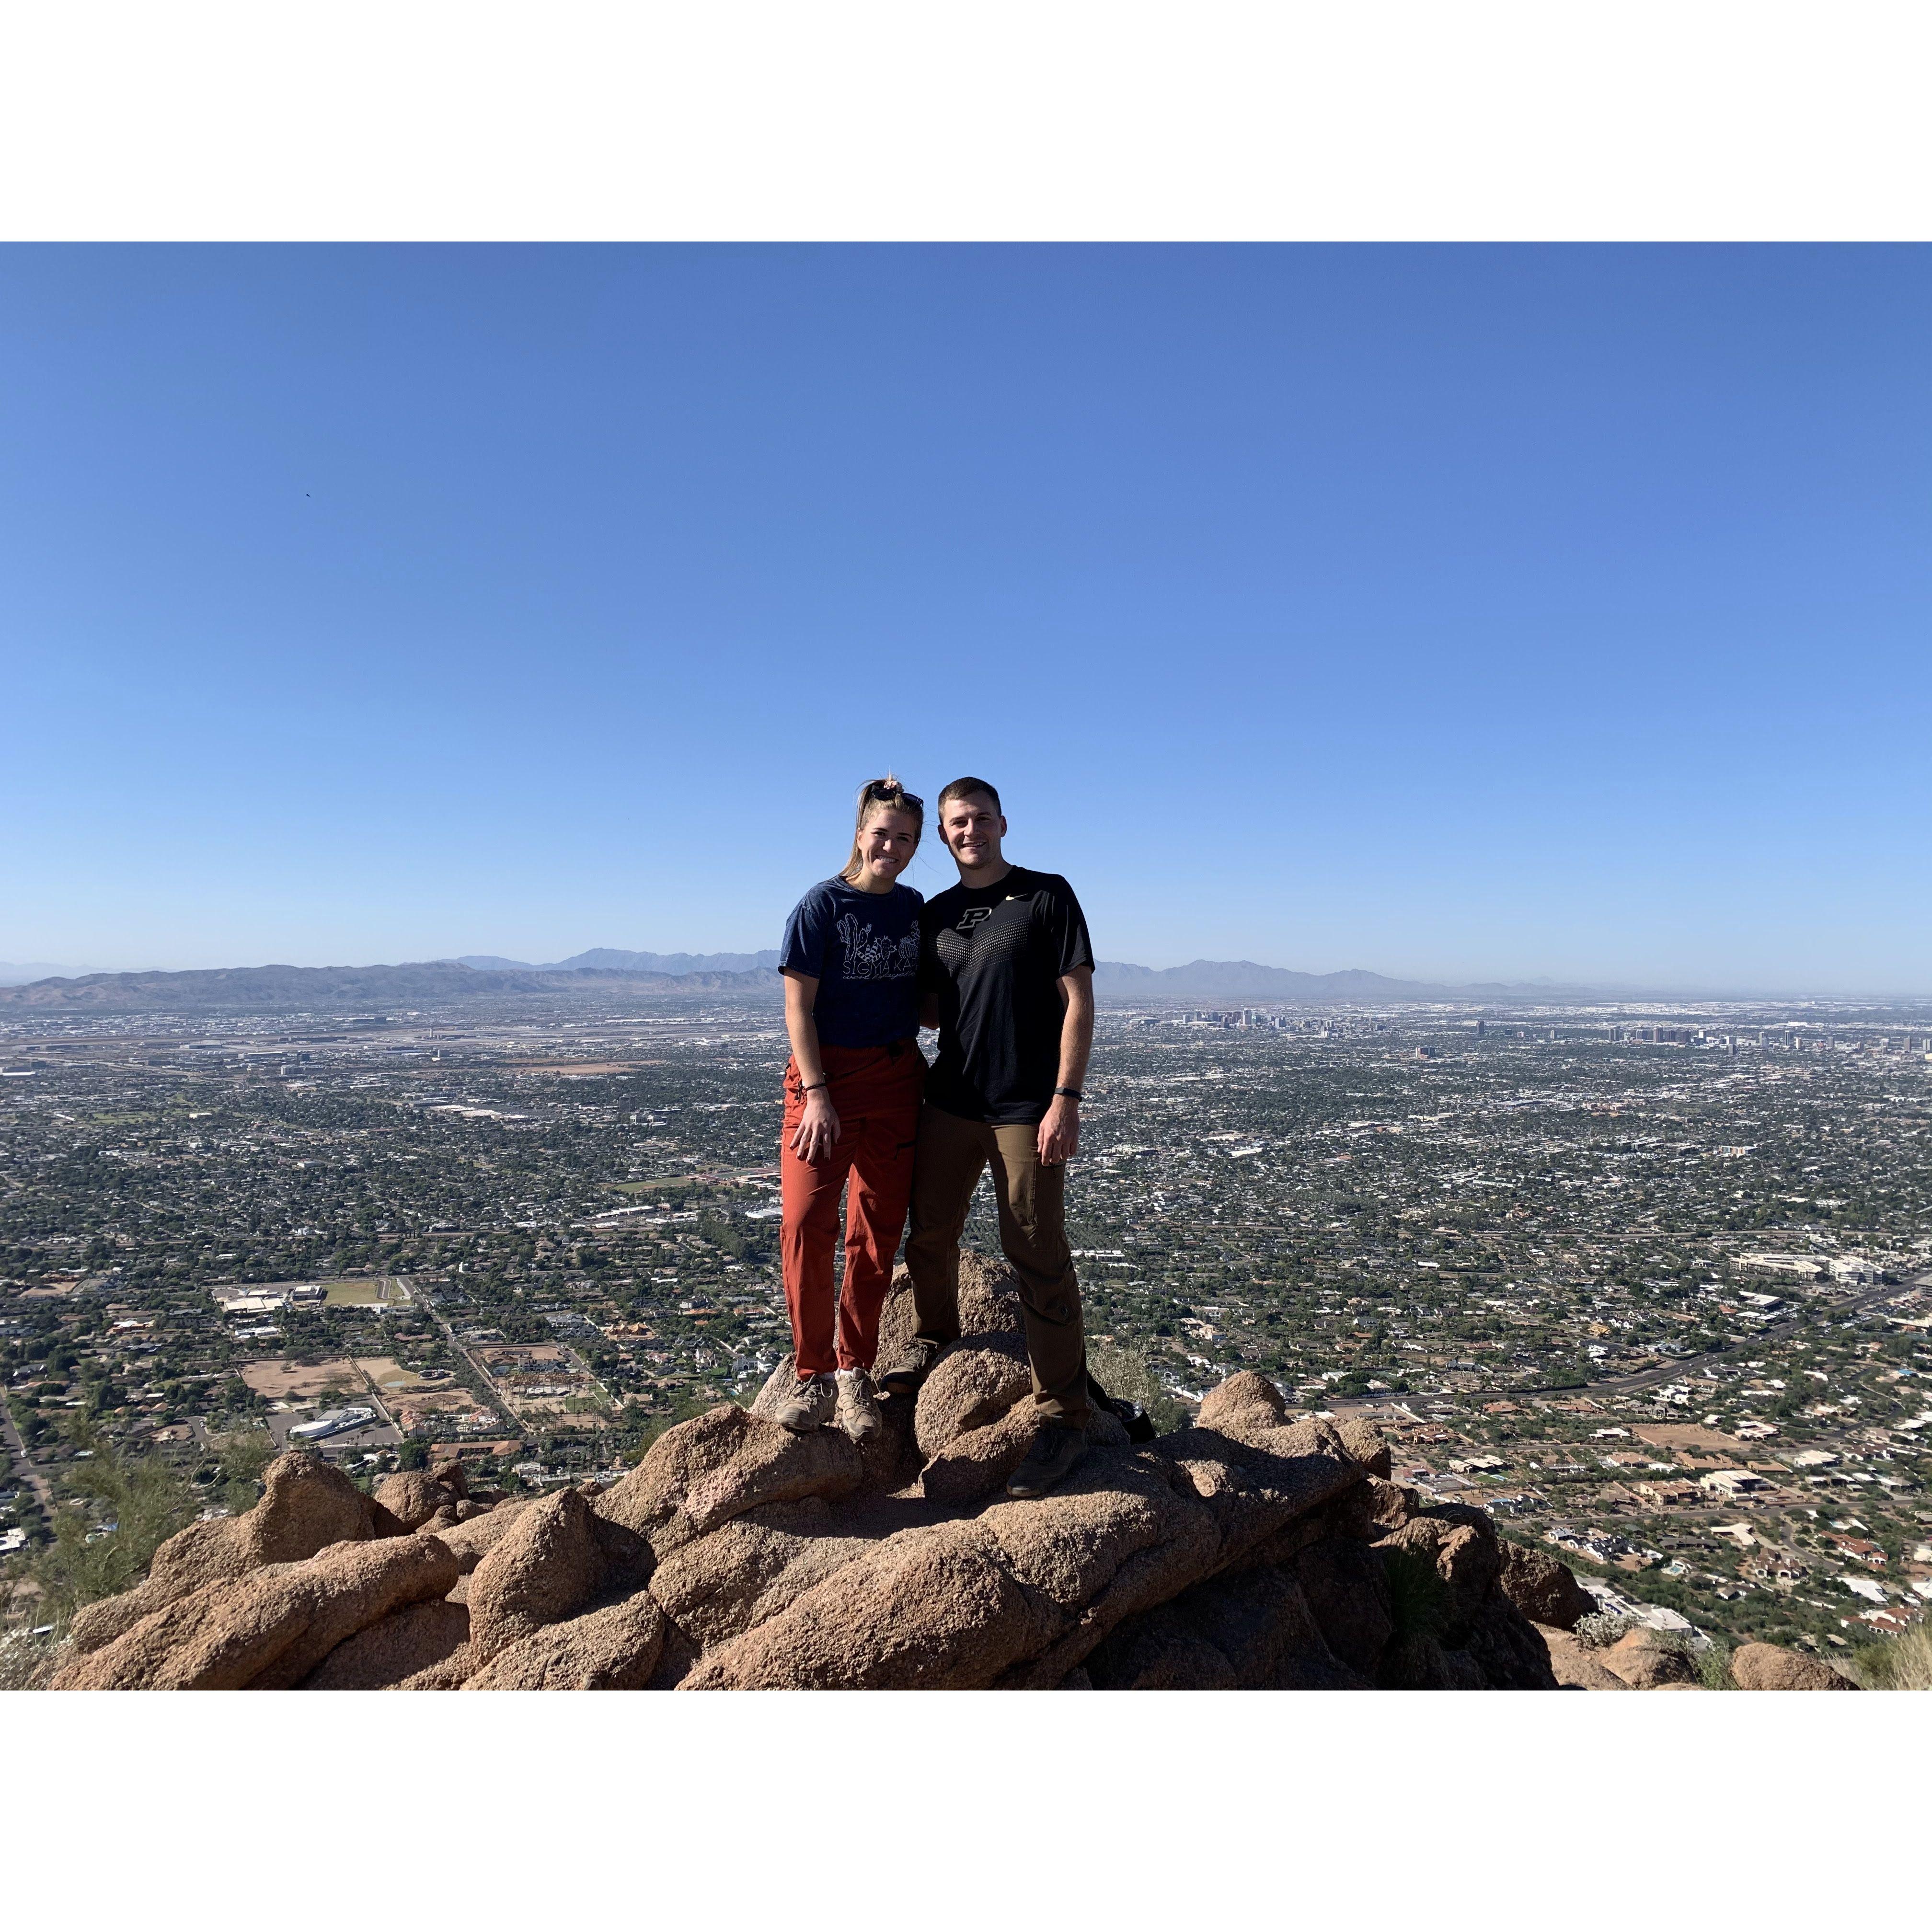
left=834, top=913, right=920, bottom=982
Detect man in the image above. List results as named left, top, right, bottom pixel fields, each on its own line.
left=880, top=776, right=1097, bottom=1497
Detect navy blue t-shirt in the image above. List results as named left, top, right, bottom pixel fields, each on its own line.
left=780, top=878, right=925, bottom=1048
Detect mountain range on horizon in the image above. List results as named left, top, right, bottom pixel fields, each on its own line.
left=450, top=948, right=783, bottom=975
left=2, top=951, right=1917, bottom=1014
left=451, top=952, right=1596, bottom=1000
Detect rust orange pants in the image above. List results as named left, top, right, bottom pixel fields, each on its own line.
left=780, top=1039, right=924, bottom=1375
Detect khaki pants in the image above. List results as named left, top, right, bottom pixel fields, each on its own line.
left=904, top=1101, right=1090, bottom=1427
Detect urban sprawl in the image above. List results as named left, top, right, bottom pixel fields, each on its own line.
left=4, top=993, right=1929, bottom=1672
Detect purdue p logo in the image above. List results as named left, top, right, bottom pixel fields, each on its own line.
left=956, top=905, right=995, bottom=932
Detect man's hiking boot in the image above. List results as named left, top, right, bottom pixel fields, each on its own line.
left=775, top=1373, right=837, bottom=1433
left=1006, top=1419, right=1088, bottom=1498
left=878, top=1335, right=946, bottom=1399
left=835, top=1368, right=883, bottom=1442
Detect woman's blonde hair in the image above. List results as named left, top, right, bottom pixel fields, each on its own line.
left=840, top=774, right=924, bottom=882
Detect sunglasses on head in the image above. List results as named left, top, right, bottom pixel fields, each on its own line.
left=864, top=781, right=922, bottom=808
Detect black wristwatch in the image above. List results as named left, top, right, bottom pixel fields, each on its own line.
left=1054, top=1086, right=1083, bottom=1101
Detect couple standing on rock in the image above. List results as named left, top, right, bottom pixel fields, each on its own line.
left=775, top=774, right=1097, bottom=1499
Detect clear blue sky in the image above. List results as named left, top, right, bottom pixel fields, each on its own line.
left=3, top=245, right=1928, bottom=991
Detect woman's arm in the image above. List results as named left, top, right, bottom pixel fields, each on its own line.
left=782, top=971, right=840, bottom=1163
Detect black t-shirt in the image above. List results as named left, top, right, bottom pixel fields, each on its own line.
left=920, top=866, right=1094, bottom=1125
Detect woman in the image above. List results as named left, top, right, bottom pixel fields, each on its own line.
left=773, top=776, right=926, bottom=1438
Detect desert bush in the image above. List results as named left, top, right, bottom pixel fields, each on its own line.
left=1572, top=1610, right=1636, bottom=1649
left=1088, top=1341, right=1193, bottom=1435
left=0, top=1626, right=60, bottom=1692
left=27, top=1423, right=198, bottom=1629
left=213, top=1425, right=275, bottom=1515
left=1687, top=1637, right=1735, bottom=1689
left=1852, top=1624, right=1932, bottom=1690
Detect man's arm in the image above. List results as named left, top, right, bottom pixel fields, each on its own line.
left=916, top=910, right=942, bottom=1032
left=1036, top=964, right=1094, bottom=1165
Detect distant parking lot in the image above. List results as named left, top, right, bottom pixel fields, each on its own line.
left=264, top=1412, right=401, bottom=1455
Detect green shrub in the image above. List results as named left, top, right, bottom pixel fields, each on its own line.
left=1852, top=1625, right=1932, bottom=1690
left=27, top=1423, right=198, bottom=1629
left=0, top=1627, right=60, bottom=1692
left=213, top=1426, right=275, bottom=1515
left=1088, top=1341, right=1194, bottom=1435
left=1694, top=1642, right=1737, bottom=1690
left=1572, top=1610, right=1636, bottom=1649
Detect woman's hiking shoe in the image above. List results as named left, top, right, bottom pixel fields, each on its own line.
left=835, top=1368, right=883, bottom=1442
left=1006, top=1419, right=1088, bottom=1497
left=878, top=1335, right=945, bottom=1398
left=775, top=1374, right=837, bottom=1432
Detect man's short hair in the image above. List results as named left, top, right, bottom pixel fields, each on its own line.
left=937, top=776, right=1001, bottom=816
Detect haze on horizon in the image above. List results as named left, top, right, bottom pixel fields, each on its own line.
left=4, top=949, right=1925, bottom=1007
left=4, top=245, right=1929, bottom=993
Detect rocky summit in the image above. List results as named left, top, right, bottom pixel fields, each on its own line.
left=45, top=1256, right=1858, bottom=1692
